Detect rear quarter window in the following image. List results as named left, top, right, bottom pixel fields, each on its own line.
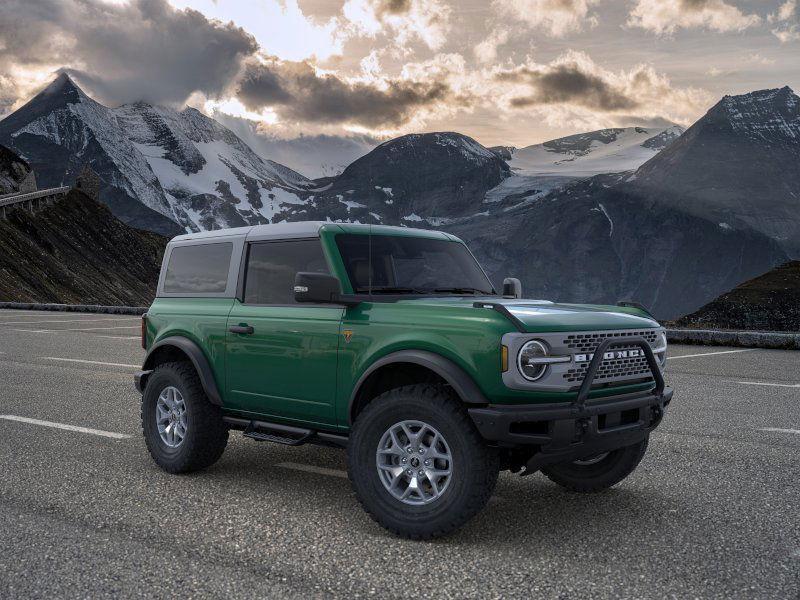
left=163, top=242, right=233, bottom=294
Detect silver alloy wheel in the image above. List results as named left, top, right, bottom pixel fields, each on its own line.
left=156, top=386, right=188, bottom=448
left=376, top=420, right=453, bottom=506
left=573, top=452, right=609, bottom=466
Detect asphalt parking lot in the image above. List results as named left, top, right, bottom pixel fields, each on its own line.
left=0, top=309, right=797, bottom=599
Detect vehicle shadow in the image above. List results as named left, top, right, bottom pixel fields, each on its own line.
left=452, top=474, right=678, bottom=546
left=197, top=440, right=680, bottom=547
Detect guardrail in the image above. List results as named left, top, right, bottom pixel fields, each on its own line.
left=667, top=328, right=800, bottom=350
left=0, top=186, right=71, bottom=215
left=0, top=302, right=147, bottom=315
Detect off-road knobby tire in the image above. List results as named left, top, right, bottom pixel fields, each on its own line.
left=347, top=384, right=500, bottom=540
left=141, top=361, right=228, bottom=474
left=541, top=437, right=649, bottom=493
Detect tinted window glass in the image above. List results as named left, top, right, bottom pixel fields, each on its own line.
left=335, top=234, right=494, bottom=294
left=163, top=243, right=232, bottom=294
left=244, top=240, right=329, bottom=304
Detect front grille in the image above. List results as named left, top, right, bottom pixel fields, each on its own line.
left=562, top=330, right=658, bottom=352
left=563, top=355, right=652, bottom=383
left=561, top=330, right=659, bottom=385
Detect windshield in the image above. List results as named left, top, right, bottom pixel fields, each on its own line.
left=335, top=233, right=496, bottom=295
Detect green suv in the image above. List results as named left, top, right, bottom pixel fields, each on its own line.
left=136, top=222, right=672, bottom=539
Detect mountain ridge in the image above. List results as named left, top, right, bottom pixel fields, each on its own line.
left=1, top=76, right=796, bottom=319
left=633, top=86, right=800, bottom=256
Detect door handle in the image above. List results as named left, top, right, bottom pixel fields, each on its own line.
left=229, top=325, right=254, bottom=335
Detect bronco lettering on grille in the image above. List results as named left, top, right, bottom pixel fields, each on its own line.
left=574, top=348, right=644, bottom=363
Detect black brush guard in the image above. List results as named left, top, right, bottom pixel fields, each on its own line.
left=468, top=337, right=672, bottom=473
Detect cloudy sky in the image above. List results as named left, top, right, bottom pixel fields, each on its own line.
left=0, top=0, right=797, bottom=147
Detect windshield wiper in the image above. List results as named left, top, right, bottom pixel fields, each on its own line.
left=355, top=286, right=426, bottom=295
left=432, top=287, right=494, bottom=295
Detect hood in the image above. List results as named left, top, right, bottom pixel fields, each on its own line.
left=500, top=301, right=659, bottom=332
left=398, top=297, right=660, bottom=332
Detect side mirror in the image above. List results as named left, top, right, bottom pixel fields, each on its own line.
left=502, top=277, right=522, bottom=299
left=294, top=272, right=343, bottom=304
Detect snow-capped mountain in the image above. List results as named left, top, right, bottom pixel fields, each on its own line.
left=635, top=86, right=800, bottom=255
left=298, top=132, right=510, bottom=226
left=481, top=126, right=683, bottom=213
left=2, top=75, right=795, bottom=319
left=507, top=126, right=684, bottom=177
left=0, top=74, right=314, bottom=234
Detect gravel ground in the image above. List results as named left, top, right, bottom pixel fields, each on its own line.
left=0, top=309, right=797, bottom=599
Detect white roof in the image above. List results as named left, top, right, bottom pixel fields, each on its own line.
left=170, top=221, right=327, bottom=243
left=170, top=221, right=453, bottom=244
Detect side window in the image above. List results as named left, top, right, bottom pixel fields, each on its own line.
left=244, top=239, right=329, bottom=305
left=163, top=243, right=232, bottom=294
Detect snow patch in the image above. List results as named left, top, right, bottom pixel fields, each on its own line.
left=340, top=198, right=366, bottom=211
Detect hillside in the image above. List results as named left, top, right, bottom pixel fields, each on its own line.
left=0, top=190, right=166, bottom=305
left=673, top=261, right=800, bottom=332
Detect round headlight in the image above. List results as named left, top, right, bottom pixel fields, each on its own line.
left=518, top=340, right=549, bottom=381
left=656, top=330, right=668, bottom=367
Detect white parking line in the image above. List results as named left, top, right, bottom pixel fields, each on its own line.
left=40, top=357, right=141, bottom=368
left=738, top=381, right=800, bottom=388
left=667, top=349, right=755, bottom=360
left=0, top=415, right=131, bottom=439
left=759, top=427, right=800, bottom=435
left=275, top=462, right=348, bottom=479
left=0, top=317, right=139, bottom=326
left=12, top=325, right=140, bottom=332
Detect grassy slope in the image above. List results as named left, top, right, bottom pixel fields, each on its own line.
left=0, top=190, right=167, bottom=305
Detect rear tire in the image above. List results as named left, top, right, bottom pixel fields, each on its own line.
left=142, top=361, right=228, bottom=474
left=541, top=437, right=649, bottom=492
left=347, top=384, right=499, bottom=539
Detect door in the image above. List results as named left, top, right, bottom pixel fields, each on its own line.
left=225, top=239, right=344, bottom=426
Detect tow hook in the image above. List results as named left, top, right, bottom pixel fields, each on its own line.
left=651, top=405, right=663, bottom=424
left=576, top=418, right=590, bottom=439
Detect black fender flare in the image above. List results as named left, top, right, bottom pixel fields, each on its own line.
left=348, top=349, right=489, bottom=423
left=141, top=336, right=223, bottom=405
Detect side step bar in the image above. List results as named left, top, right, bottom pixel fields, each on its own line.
left=244, top=421, right=312, bottom=446
left=222, top=416, right=348, bottom=448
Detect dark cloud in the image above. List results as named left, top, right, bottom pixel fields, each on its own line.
left=0, top=0, right=257, bottom=106
left=380, top=0, right=413, bottom=16
left=237, top=58, right=451, bottom=128
left=496, top=62, right=639, bottom=111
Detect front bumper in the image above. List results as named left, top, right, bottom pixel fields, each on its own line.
left=469, top=386, right=672, bottom=471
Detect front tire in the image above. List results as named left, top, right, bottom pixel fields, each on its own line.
left=541, top=437, right=649, bottom=492
left=347, top=384, right=499, bottom=539
left=142, top=361, right=228, bottom=474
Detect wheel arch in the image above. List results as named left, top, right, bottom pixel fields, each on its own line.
left=141, top=336, right=222, bottom=406
left=348, top=350, right=489, bottom=424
